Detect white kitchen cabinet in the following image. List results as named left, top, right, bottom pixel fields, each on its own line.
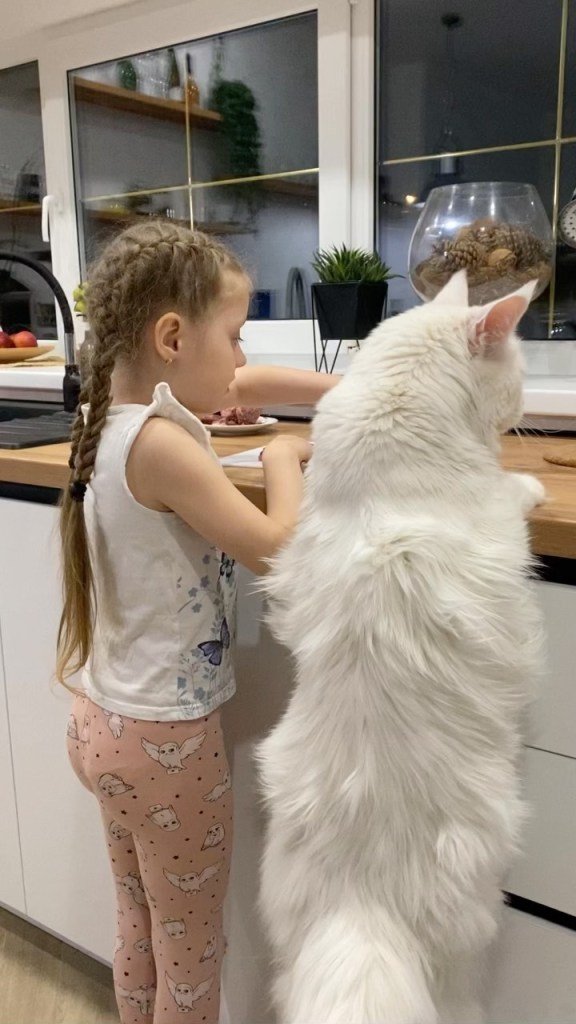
left=0, top=500, right=294, bottom=1018
left=0, top=498, right=114, bottom=961
left=503, top=581, right=576, bottom=917
left=487, top=907, right=576, bottom=1024
left=528, top=580, right=576, bottom=760
left=0, top=621, right=26, bottom=914
left=0, top=499, right=296, bottom=1020
left=506, top=746, right=576, bottom=917
left=1, top=495, right=575, bottom=1024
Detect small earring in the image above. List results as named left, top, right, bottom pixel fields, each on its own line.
left=164, top=358, right=173, bottom=366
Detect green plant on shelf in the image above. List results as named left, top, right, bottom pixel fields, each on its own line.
left=209, top=78, right=262, bottom=220
left=312, top=244, right=403, bottom=284
left=117, top=59, right=137, bottom=92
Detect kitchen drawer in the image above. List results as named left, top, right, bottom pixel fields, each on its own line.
left=487, top=907, right=576, bottom=1023
left=506, top=746, right=576, bottom=916
left=0, top=630, right=25, bottom=914
left=529, top=581, right=576, bottom=760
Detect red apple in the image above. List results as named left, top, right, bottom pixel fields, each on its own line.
left=0, top=331, right=15, bottom=348
left=10, top=330, right=37, bottom=348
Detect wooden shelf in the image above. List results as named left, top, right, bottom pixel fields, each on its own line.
left=86, top=207, right=163, bottom=223
left=73, top=77, right=223, bottom=130
left=0, top=177, right=317, bottom=228
left=260, top=178, right=317, bottom=199
left=197, top=221, right=254, bottom=236
left=0, top=200, right=42, bottom=215
left=85, top=207, right=253, bottom=235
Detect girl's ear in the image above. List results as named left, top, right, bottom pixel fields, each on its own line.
left=154, top=312, right=182, bottom=363
left=431, top=269, right=469, bottom=307
left=469, top=280, right=537, bottom=354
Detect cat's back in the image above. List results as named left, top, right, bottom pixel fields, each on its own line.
left=266, top=297, right=538, bottom=697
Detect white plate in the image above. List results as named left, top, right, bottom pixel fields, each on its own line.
left=207, top=416, right=278, bottom=436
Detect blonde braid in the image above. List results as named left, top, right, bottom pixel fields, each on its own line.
left=67, top=380, right=90, bottom=473
left=73, top=343, right=119, bottom=487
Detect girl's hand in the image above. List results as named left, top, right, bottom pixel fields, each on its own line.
left=260, top=435, right=314, bottom=466
left=127, top=419, right=312, bottom=574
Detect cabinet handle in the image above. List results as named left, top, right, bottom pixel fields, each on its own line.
left=41, top=194, right=59, bottom=244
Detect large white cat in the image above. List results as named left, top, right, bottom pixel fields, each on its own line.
left=258, top=271, right=545, bottom=1024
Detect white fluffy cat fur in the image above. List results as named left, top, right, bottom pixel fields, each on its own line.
left=258, top=271, right=545, bottom=1024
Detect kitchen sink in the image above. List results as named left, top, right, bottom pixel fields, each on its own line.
left=0, top=398, right=64, bottom=421
left=0, top=399, right=73, bottom=449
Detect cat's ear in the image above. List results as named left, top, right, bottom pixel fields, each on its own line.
left=432, top=269, right=469, bottom=307
left=470, top=280, right=537, bottom=353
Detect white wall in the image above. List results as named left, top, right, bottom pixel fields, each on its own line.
left=1, top=0, right=148, bottom=43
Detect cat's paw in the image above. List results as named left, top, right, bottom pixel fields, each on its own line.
left=511, top=472, right=547, bottom=512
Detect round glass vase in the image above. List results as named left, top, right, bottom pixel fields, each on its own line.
left=408, top=182, right=553, bottom=305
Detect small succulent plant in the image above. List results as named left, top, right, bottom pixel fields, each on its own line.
left=311, top=244, right=402, bottom=284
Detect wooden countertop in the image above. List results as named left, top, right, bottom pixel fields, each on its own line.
left=1, top=424, right=575, bottom=559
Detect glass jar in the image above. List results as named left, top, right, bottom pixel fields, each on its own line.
left=409, top=182, right=553, bottom=304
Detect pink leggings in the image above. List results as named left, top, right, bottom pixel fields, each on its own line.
left=68, top=695, right=233, bottom=1024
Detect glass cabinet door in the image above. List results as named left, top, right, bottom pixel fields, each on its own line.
left=68, top=12, right=318, bottom=319
left=0, top=62, right=57, bottom=341
left=69, top=49, right=191, bottom=267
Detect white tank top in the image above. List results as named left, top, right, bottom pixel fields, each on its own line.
left=82, top=382, right=237, bottom=721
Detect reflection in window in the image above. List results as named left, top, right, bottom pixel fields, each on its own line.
left=69, top=14, right=318, bottom=319
left=379, top=0, right=560, bottom=161
left=376, top=0, right=576, bottom=353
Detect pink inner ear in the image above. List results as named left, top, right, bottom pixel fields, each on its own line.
left=474, top=295, right=528, bottom=349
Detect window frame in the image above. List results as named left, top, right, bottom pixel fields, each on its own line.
left=0, top=0, right=374, bottom=354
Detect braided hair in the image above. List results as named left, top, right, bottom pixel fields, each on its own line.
left=57, top=221, right=246, bottom=685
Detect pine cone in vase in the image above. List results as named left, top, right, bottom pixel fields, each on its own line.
left=467, top=218, right=500, bottom=247
left=486, top=225, right=515, bottom=251
left=510, top=228, right=547, bottom=269
left=487, top=247, right=516, bottom=270
left=441, top=239, right=486, bottom=271
left=487, top=225, right=546, bottom=268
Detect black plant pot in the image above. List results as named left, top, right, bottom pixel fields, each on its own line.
left=311, top=281, right=388, bottom=341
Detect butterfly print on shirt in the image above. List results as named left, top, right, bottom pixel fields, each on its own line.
left=197, top=618, right=230, bottom=667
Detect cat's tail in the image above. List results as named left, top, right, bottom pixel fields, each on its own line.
left=274, top=904, right=438, bottom=1024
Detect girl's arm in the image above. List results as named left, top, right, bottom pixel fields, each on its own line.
left=126, top=419, right=311, bottom=575
left=225, top=365, right=341, bottom=407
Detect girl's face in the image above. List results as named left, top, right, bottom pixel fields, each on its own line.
left=168, top=271, right=250, bottom=413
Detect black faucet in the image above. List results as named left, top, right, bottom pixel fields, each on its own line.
left=0, top=251, right=81, bottom=413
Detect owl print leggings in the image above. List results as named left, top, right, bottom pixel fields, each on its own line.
left=67, top=695, right=233, bottom=1024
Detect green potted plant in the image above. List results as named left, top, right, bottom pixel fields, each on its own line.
left=311, top=244, right=402, bottom=341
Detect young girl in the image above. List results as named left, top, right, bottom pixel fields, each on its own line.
left=58, top=221, right=338, bottom=1024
